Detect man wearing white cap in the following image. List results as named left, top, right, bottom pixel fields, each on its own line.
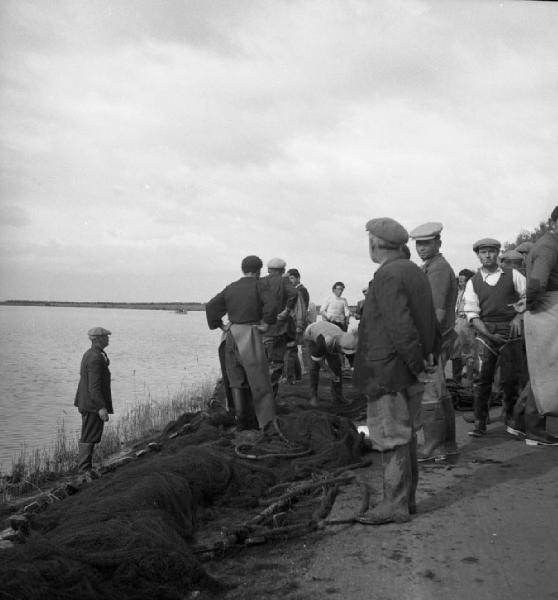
left=260, top=258, right=298, bottom=397
left=303, top=321, right=357, bottom=406
left=74, top=327, right=113, bottom=477
left=463, top=238, right=526, bottom=437
left=409, top=221, right=458, bottom=462
left=353, top=217, right=439, bottom=525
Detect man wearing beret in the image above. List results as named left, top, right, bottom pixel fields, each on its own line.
left=74, top=327, right=113, bottom=477
left=353, top=217, right=439, bottom=525
left=260, top=257, right=298, bottom=397
left=463, top=238, right=526, bottom=437
left=206, top=255, right=278, bottom=430
left=408, top=222, right=458, bottom=462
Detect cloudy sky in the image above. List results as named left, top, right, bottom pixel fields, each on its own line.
left=0, top=0, right=556, bottom=305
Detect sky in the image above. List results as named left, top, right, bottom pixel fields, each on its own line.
left=0, top=0, right=556, bottom=305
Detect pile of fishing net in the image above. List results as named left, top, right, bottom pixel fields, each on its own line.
left=0, top=401, right=366, bottom=599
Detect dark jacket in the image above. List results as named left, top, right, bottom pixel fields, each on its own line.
left=74, top=346, right=113, bottom=414
left=260, top=273, right=298, bottom=337
left=353, top=258, right=440, bottom=399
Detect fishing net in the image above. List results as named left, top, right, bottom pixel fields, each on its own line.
left=0, top=378, right=368, bottom=599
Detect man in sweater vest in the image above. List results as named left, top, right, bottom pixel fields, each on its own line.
left=463, top=238, right=526, bottom=437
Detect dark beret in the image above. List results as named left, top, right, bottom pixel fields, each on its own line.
left=365, top=217, right=408, bottom=246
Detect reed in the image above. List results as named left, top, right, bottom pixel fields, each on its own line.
left=0, top=379, right=216, bottom=504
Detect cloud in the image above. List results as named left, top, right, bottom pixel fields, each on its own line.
left=0, top=0, right=556, bottom=303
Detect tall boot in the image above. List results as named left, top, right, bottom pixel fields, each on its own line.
left=452, top=357, right=463, bottom=383
left=417, top=403, right=447, bottom=461
left=309, top=367, right=320, bottom=407
left=356, top=444, right=412, bottom=525
left=408, top=434, right=418, bottom=514
left=524, top=414, right=558, bottom=446
left=330, top=379, right=348, bottom=405
left=78, top=442, right=94, bottom=472
left=231, top=388, right=258, bottom=431
left=441, top=392, right=458, bottom=457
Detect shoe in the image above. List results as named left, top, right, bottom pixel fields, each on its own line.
left=309, top=395, right=319, bottom=407
left=525, top=432, right=558, bottom=446
left=468, top=421, right=487, bottom=438
left=506, top=425, right=525, bottom=439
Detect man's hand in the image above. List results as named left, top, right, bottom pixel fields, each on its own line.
left=277, top=309, right=290, bottom=321
left=423, top=353, right=437, bottom=374
left=256, top=322, right=269, bottom=333
left=98, top=408, right=109, bottom=422
left=509, top=314, right=523, bottom=338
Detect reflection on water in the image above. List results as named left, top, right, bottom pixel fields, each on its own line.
left=0, top=306, right=221, bottom=470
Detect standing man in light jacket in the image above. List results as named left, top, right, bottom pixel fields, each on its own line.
left=353, top=217, right=439, bottom=525
left=74, top=327, right=113, bottom=477
left=409, top=222, right=458, bottom=462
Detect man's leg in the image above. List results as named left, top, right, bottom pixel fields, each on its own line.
left=357, top=385, right=421, bottom=524
left=470, top=336, right=498, bottom=436
left=325, top=352, right=346, bottom=404
left=499, top=337, right=523, bottom=426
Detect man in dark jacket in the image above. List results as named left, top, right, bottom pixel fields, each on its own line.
left=74, top=326, right=113, bottom=476
left=353, top=217, right=439, bottom=525
left=260, top=258, right=298, bottom=397
left=206, top=255, right=278, bottom=429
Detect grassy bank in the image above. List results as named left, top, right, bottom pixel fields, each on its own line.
left=1, top=378, right=217, bottom=504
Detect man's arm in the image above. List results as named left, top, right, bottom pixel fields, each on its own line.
left=205, top=289, right=227, bottom=330
left=87, top=354, right=109, bottom=412
left=374, top=270, right=425, bottom=376
left=526, top=244, right=557, bottom=309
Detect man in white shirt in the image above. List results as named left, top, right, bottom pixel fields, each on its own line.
left=463, top=238, right=526, bottom=437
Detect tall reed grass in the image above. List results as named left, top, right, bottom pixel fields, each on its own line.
left=0, top=379, right=216, bottom=504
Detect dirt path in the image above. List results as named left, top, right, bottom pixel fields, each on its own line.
left=205, top=405, right=558, bottom=600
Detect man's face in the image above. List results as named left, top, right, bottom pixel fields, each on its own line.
left=458, top=275, right=468, bottom=288
left=415, top=239, right=439, bottom=262
left=368, top=233, right=380, bottom=263
left=288, top=274, right=300, bottom=286
left=92, top=334, right=109, bottom=349
left=333, top=285, right=344, bottom=297
left=477, top=247, right=499, bottom=269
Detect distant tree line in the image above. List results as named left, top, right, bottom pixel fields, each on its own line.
left=503, top=216, right=552, bottom=251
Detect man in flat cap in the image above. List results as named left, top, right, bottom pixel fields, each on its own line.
left=260, top=257, right=298, bottom=397
left=353, top=217, right=439, bottom=525
left=409, top=222, right=458, bottom=462
left=206, top=255, right=278, bottom=430
left=500, top=249, right=526, bottom=275
left=74, top=327, right=113, bottom=477
left=463, top=238, right=526, bottom=437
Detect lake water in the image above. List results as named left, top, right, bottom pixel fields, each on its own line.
left=0, top=306, right=222, bottom=471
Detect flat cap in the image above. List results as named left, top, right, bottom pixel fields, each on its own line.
left=409, top=221, right=443, bottom=240
left=88, top=326, right=112, bottom=337
left=365, top=217, right=408, bottom=246
left=473, top=238, right=501, bottom=252
left=501, top=249, right=523, bottom=261
left=267, top=257, right=286, bottom=269
left=515, top=241, right=534, bottom=255
left=338, top=331, right=358, bottom=355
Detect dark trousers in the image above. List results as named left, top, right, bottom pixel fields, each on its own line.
left=79, top=411, right=105, bottom=444
left=264, top=334, right=289, bottom=396
left=306, top=340, right=343, bottom=391
left=472, top=321, right=523, bottom=423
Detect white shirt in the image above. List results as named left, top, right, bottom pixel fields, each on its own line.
left=463, top=267, right=526, bottom=322
left=320, top=294, right=351, bottom=322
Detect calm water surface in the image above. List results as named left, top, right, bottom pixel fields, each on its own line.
left=0, top=306, right=221, bottom=470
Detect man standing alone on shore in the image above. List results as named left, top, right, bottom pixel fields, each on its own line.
left=353, top=217, right=439, bottom=525
left=74, top=327, right=113, bottom=477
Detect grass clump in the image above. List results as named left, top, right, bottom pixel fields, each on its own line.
left=0, top=379, right=216, bottom=504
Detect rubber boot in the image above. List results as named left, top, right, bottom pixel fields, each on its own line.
left=78, top=442, right=94, bottom=472
left=330, top=379, right=348, bottom=405
left=408, top=434, right=418, bottom=515
left=524, top=414, right=558, bottom=446
left=231, top=388, right=258, bottom=431
left=309, top=367, right=320, bottom=407
left=417, top=404, right=447, bottom=461
left=442, top=392, right=458, bottom=457
left=356, top=444, right=412, bottom=525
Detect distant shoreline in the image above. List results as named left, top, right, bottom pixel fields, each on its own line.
left=0, top=300, right=205, bottom=311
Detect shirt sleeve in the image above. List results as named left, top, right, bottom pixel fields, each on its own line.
left=512, top=269, right=526, bottom=299
left=205, top=289, right=227, bottom=330
left=343, top=298, right=351, bottom=317
left=463, top=279, right=480, bottom=322
left=526, top=244, right=557, bottom=308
